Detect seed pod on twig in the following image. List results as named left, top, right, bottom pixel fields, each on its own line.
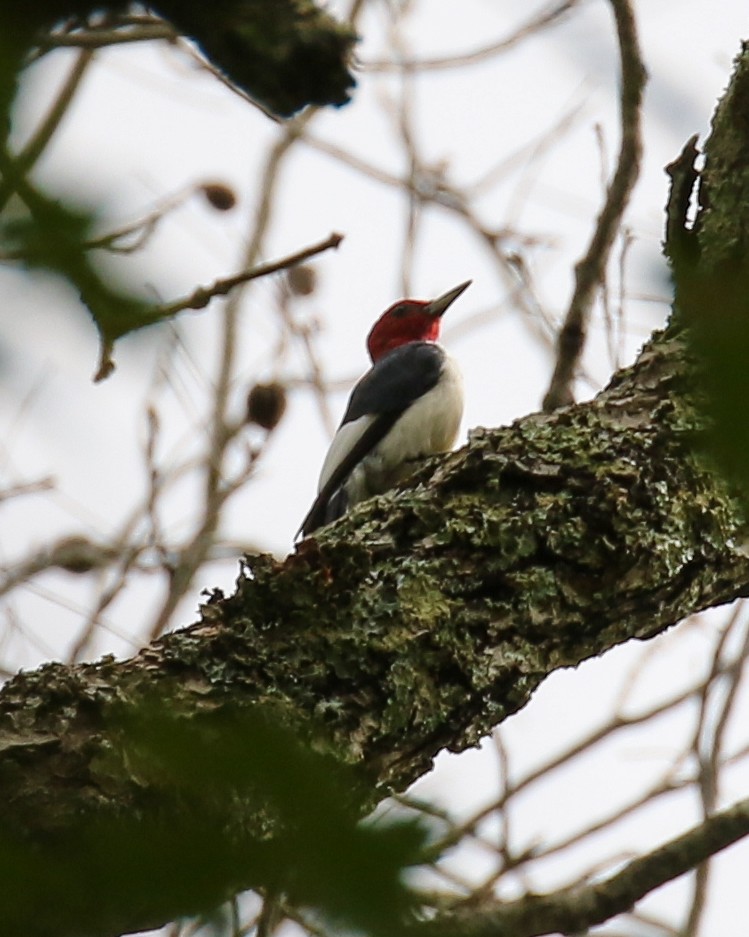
left=246, top=381, right=287, bottom=431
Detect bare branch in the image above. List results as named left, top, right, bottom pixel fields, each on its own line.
left=417, top=797, right=749, bottom=937
left=362, top=1, right=580, bottom=72
left=664, top=133, right=700, bottom=263
left=153, top=232, right=344, bottom=320
left=145, top=112, right=322, bottom=640
left=542, top=0, right=646, bottom=410
left=0, top=48, right=94, bottom=211
left=0, top=476, right=54, bottom=503
left=35, top=20, right=177, bottom=52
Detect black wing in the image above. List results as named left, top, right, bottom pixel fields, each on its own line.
left=298, top=342, right=445, bottom=537
left=298, top=413, right=400, bottom=536
left=340, top=342, right=444, bottom=424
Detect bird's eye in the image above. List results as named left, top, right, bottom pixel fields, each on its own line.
left=390, top=303, right=409, bottom=317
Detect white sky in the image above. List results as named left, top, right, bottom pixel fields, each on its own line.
left=1, top=1, right=749, bottom=934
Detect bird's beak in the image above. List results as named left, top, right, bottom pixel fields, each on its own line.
left=424, top=280, right=472, bottom=318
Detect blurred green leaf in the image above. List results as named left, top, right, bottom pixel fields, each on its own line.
left=677, top=254, right=749, bottom=498
left=0, top=700, right=430, bottom=937
left=0, top=185, right=157, bottom=375
left=117, top=701, right=428, bottom=936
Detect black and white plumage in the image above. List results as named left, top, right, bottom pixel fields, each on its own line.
left=298, top=281, right=470, bottom=538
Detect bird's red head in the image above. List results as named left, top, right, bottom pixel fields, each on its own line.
left=366, top=280, right=471, bottom=362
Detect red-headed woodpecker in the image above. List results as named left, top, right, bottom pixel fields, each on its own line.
left=299, top=280, right=470, bottom=537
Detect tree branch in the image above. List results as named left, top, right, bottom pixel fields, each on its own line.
left=2, top=0, right=356, bottom=117
left=543, top=0, right=646, bottom=410
left=1, top=317, right=748, bottom=936
left=417, top=796, right=749, bottom=937
left=154, top=231, right=343, bottom=318
left=2, top=21, right=749, bottom=937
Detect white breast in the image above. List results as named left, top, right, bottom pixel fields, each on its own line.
left=378, top=353, right=463, bottom=462
left=315, top=351, right=463, bottom=512
left=346, top=353, right=464, bottom=505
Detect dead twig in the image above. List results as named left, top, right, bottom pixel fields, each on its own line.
left=0, top=48, right=95, bottom=211
left=153, top=232, right=343, bottom=320
left=542, top=0, right=646, bottom=411
left=415, top=796, right=749, bottom=937
left=362, top=0, right=579, bottom=72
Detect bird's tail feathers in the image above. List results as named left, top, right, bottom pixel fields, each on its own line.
left=296, top=486, right=349, bottom=540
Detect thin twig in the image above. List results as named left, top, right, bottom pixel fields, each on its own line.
left=684, top=604, right=749, bottom=936
left=542, top=0, right=646, bottom=411
left=0, top=48, right=94, bottom=211
left=35, top=22, right=177, bottom=51
left=84, top=186, right=198, bottom=254
left=416, top=796, right=749, bottom=937
left=153, top=232, right=343, bottom=320
left=362, top=0, right=579, bottom=72
left=0, top=476, right=54, bottom=502
left=145, top=114, right=320, bottom=640
left=274, top=278, right=336, bottom=436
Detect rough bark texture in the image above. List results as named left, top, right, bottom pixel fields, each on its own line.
left=696, top=40, right=749, bottom=269
left=1, top=29, right=749, bottom=937
left=1, top=323, right=749, bottom=937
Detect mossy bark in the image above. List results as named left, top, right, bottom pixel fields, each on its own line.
left=1, top=322, right=748, bottom=935
left=1, top=30, right=749, bottom=937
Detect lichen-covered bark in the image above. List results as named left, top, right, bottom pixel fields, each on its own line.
left=696, top=39, right=749, bottom=268
left=1, top=322, right=749, bottom=936
left=223, top=326, right=749, bottom=795
left=1, top=28, right=749, bottom=937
